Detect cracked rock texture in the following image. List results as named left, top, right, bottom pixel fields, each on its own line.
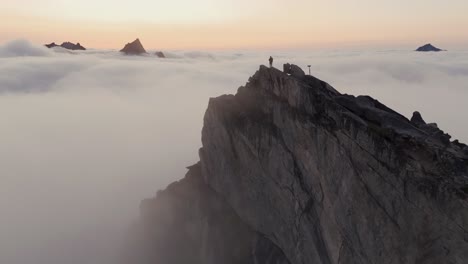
left=128, top=65, right=468, bottom=264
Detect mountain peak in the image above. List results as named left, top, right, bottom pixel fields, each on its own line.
left=120, top=38, right=147, bottom=55
left=124, top=63, right=468, bottom=264
left=44, top=41, right=86, bottom=50
left=60, top=42, right=86, bottom=50
left=416, top=43, right=444, bottom=52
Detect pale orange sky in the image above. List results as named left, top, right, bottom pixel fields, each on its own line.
left=2, top=0, right=468, bottom=50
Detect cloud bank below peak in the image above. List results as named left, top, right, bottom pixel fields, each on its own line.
left=1, top=39, right=468, bottom=264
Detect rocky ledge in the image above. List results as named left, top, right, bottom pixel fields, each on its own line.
left=125, top=65, right=468, bottom=264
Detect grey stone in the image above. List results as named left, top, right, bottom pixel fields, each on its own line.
left=122, top=163, right=290, bottom=264
left=127, top=65, right=468, bottom=264
left=411, top=111, right=426, bottom=126
left=283, top=63, right=305, bottom=78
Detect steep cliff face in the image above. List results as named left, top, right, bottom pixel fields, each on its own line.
left=133, top=65, right=468, bottom=264
left=129, top=163, right=289, bottom=264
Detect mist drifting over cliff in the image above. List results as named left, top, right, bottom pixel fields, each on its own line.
left=1, top=40, right=468, bottom=264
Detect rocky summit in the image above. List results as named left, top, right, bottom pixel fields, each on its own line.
left=125, top=64, right=468, bottom=264
left=120, top=38, right=147, bottom=55
left=44, top=41, right=86, bottom=50
left=416, top=43, right=444, bottom=52
left=45, top=42, right=58, bottom=48
left=60, top=42, right=86, bottom=50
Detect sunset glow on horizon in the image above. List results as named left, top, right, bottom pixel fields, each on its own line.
left=2, top=0, right=468, bottom=50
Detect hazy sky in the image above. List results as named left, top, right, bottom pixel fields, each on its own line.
left=2, top=1, right=468, bottom=49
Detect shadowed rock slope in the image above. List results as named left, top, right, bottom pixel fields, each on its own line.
left=120, top=38, right=147, bottom=55
left=128, top=65, right=468, bottom=264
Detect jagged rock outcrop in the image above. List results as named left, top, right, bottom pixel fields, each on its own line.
left=416, top=44, right=444, bottom=52
left=128, top=64, right=468, bottom=264
left=410, top=111, right=426, bottom=126
left=283, top=63, right=306, bottom=78
left=120, top=38, right=147, bottom=55
left=44, top=42, right=86, bottom=50
left=410, top=111, right=453, bottom=145
left=60, top=42, right=86, bottom=50
left=45, top=42, right=58, bottom=48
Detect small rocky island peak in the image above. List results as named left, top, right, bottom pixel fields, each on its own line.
left=120, top=38, right=147, bottom=55
left=44, top=41, right=86, bottom=50
left=416, top=43, right=444, bottom=52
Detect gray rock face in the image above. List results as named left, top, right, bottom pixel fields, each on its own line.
left=120, top=38, right=147, bottom=55
left=129, top=64, right=468, bottom=264
left=125, top=163, right=290, bottom=264
left=410, top=111, right=453, bottom=145
left=410, top=111, right=426, bottom=126
left=416, top=44, right=444, bottom=52
left=283, top=63, right=306, bottom=78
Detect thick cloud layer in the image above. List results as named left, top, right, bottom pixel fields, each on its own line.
left=1, top=40, right=467, bottom=264
left=0, top=39, right=53, bottom=57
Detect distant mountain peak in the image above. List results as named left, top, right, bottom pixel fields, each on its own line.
left=120, top=38, right=147, bottom=55
left=60, top=42, right=86, bottom=50
left=44, top=41, right=86, bottom=50
left=416, top=43, right=444, bottom=52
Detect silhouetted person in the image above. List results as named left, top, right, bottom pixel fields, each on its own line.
left=269, top=56, right=273, bottom=67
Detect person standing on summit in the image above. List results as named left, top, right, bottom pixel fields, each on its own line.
left=269, top=56, right=273, bottom=67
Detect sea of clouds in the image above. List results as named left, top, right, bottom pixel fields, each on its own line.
left=1, top=39, right=468, bottom=264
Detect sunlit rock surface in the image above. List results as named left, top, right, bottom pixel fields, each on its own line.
left=127, top=64, right=468, bottom=264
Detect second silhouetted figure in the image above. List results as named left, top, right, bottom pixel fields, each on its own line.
left=269, top=56, right=273, bottom=67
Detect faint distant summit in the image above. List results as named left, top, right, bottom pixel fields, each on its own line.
left=45, top=41, right=86, bottom=50
left=61, top=42, right=86, bottom=50
left=416, top=43, right=444, bottom=52
left=155, top=51, right=166, bottom=58
left=45, top=42, right=58, bottom=48
left=120, top=38, right=147, bottom=55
